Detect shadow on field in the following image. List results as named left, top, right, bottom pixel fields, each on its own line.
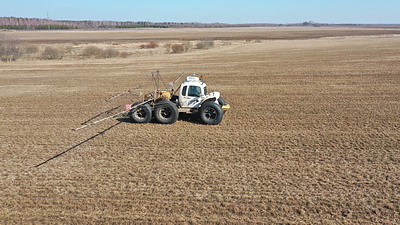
left=116, top=117, right=131, bottom=123
left=176, top=113, right=203, bottom=124
left=35, top=113, right=210, bottom=168
left=116, top=113, right=203, bottom=125
left=34, top=121, right=122, bottom=168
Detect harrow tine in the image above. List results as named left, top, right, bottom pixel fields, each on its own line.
left=73, top=110, right=127, bottom=131
left=73, top=100, right=152, bottom=131
left=80, top=106, right=120, bottom=125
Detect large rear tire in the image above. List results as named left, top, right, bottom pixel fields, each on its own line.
left=130, top=103, right=152, bottom=123
left=154, top=100, right=179, bottom=124
left=199, top=101, right=223, bottom=125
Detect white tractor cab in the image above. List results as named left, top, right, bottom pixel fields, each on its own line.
left=178, top=76, right=226, bottom=109
left=127, top=75, right=230, bottom=125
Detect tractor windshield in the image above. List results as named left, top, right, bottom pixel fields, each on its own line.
left=188, top=86, right=201, bottom=97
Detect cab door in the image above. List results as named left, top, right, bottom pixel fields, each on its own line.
left=179, top=85, right=202, bottom=108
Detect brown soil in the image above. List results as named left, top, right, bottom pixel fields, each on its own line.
left=6, top=27, right=400, bottom=43
left=0, top=28, right=399, bottom=224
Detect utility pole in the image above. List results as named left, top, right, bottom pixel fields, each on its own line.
left=47, top=12, right=50, bottom=30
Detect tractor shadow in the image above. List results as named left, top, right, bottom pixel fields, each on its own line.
left=116, top=117, right=131, bottom=123
left=176, top=113, right=204, bottom=124
left=34, top=121, right=122, bottom=168
left=116, top=113, right=203, bottom=125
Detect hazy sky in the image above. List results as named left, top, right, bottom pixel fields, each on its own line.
left=1, top=0, right=399, bottom=24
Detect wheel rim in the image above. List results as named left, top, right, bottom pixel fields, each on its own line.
left=204, top=107, right=217, bottom=121
left=159, top=107, right=172, bottom=119
left=135, top=108, right=147, bottom=119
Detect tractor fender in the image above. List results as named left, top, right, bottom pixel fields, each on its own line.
left=200, top=91, right=220, bottom=104
left=200, top=97, right=218, bottom=106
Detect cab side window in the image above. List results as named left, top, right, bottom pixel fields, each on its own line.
left=188, top=86, right=201, bottom=97
left=181, top=86, right=187, bottom=96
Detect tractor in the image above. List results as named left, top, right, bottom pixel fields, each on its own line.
left=126, top=75, right=230, bottom=125
left=73, top=72, right=230, bottom=131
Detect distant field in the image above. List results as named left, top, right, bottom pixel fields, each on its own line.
left=0, top=28, right=399, bottom=224
left=4, top=27, right=400, bottom=43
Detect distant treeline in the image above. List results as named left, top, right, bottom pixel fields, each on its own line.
left=0, top=17, right=239, bottom=30
left=0, top=17, right=398, bottom=30
left=0, top=24, right=75, bottom=30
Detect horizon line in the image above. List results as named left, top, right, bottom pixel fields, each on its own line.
left=1, top=16, right=399, bottom=26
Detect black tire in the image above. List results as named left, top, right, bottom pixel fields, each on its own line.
left=199, top=101, right=223, bottom=125
left=130, top=103, right=152, bottom=123
left=154, top=100, right=179, bottom=124
left=218, top=97, right=227, bottom=106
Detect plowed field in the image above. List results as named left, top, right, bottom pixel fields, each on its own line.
left=1, top=28, right=399, bottom=224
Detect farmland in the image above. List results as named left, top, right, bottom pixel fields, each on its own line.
left=0, top=27, right=399, bottom=223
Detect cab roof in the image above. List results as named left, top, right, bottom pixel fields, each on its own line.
left=182, top=76, right=206, bottom=86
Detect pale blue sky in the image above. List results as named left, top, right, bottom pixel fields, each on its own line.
left=1, top=0, right=399, bottom=24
